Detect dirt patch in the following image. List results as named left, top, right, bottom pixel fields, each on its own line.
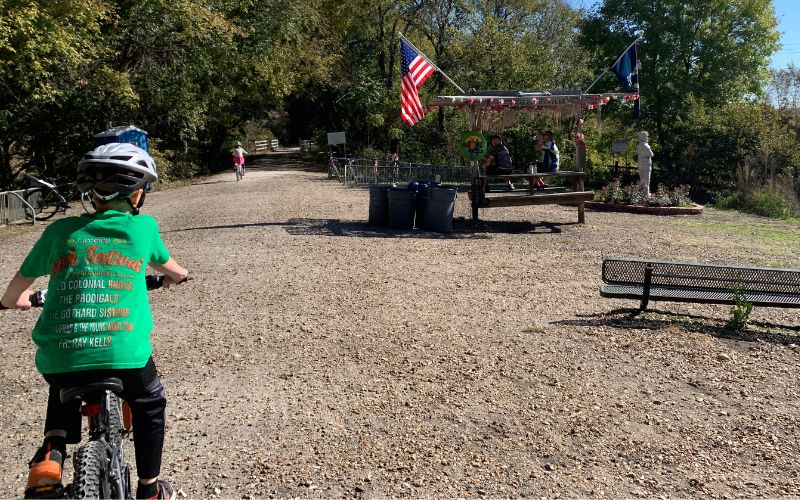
left=1, top=159, right=799, bottom=497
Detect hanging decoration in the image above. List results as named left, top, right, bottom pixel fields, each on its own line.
left=427, top=90, right=639, bottom=133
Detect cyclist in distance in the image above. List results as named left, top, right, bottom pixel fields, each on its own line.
left=0, top=143, right=188, bottom=499
left=233, top=141, right=248, bottom=176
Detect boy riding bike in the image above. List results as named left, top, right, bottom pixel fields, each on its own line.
left=0, top=143, right=188, bottom=499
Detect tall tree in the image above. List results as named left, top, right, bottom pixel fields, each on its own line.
left=581, top=0, right=780, bottom=142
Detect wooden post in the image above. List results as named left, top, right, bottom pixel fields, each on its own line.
left=575, top=173, right=586, bottom=224
left=470, top=160, right=480, bottom=222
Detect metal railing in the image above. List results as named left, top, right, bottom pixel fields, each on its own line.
left=1, top=189, right=35, bottom=226
left=330, top=157, right=472, bottom=186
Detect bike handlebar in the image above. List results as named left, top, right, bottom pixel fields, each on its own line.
left=0, top=274, right=186, bottom=310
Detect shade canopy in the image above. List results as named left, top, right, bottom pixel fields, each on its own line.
left=426, top=90, right=640, bottom=132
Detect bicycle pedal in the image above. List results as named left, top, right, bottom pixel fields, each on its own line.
left=24, top=483, right=64, bottom=499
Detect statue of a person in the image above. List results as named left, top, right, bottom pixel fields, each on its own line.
left=637, top=131, right=654, bottom=194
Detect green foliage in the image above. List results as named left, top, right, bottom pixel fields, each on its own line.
left=717, top=177, right=800, bottom=219
left=725, top=287, right=753, bottom=332
left=0, top=0, right=796, bottom=207
left=582, top=0, right=779, bottom=140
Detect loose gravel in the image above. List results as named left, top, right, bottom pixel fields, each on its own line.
left=1, top=157, right=799, bottom=498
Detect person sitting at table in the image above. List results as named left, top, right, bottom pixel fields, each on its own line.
left=533, top=130, right=559, bottom=188
left=484, top=134, right=514, bottom=191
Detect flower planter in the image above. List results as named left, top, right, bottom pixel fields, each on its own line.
left=585, top=201, right=704, bottom=216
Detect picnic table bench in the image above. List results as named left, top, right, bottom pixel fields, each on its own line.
left=601, top=257, right=800, bottom=311
left=469, top=171, right=594, bottom=223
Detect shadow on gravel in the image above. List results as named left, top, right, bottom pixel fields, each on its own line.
left=553, top=308, right=800, bottom=345
left=283, top=218, right=577, bottom=239
left=166, top=218, right=577, bottom=238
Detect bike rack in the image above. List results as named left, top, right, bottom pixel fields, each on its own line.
left=1, top=190, right=36, bottom=226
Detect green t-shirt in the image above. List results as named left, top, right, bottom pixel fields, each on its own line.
left=19, top=210, right=170, bottom=374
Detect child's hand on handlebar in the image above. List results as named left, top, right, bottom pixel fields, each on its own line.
left=0, top=289, right=34, bottom=310
left=163, top=275, right=188, bottom=289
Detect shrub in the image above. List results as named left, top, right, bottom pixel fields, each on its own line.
left=713, top=175, right=799, bottom=219
left=742, top=180, right=799, bottom=219
left=646, top=184, right=673, bottom=207
left=669, top=185, right=693, bottom=207
left=357, top=145, right=384, bottom=160
left=624, top=182, right=649, bottom=205
left=725, top=288, right=753, bottom=332
left=595, top=178, right=625, bottom=203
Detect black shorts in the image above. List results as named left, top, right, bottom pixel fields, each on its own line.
left=42, top=357, right=167, bottom=478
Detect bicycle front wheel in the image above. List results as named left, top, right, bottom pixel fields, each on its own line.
left=24, top=188, right=59, bottom=220
left=23, top=188, right=43, bottom=219
left=72, top=440, right=111, bottom=499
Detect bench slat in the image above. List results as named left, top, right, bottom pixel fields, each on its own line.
left=601, top=284, right=800, bottom=308
left=483, top=191, right=594, bottom=208
left=479, top=171, right=585, bottom=180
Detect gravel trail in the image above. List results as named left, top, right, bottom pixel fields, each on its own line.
left=1, top=157, right=799, bottom=497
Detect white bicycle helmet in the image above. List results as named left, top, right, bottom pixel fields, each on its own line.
left=77, top=143, right=158, bottom=197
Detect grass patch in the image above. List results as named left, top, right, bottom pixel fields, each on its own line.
left=669, top=315, right=692, bottom=325
left=685, top=215, right=800, bottom=265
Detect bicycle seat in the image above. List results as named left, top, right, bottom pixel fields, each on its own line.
left=60, top=377, right=124, bottom=403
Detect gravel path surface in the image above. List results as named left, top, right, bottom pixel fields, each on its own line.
left=1, top=157, right=799, bottom=498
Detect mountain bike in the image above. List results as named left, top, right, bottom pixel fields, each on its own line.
left=3, top=275, right=179, bottom=499
left=23, top=174, right=88, bottom=220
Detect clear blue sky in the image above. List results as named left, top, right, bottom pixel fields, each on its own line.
left=567, top=0, right=797, bottom=70
left=772, top=0, right=799, bottom=69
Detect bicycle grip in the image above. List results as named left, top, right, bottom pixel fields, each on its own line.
left=146, top=275, right=165, bottom=290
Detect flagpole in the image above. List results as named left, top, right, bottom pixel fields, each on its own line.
left=583, top=36, right=641, bottom=95
left=399, top=32, right=465, bottom=94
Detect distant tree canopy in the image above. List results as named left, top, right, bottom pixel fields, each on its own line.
left=581, top=0, right=780, bottom=140
left=0, top=0, right=795, bottom=207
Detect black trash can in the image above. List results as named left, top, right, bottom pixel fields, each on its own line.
left=387, top=188, right=416, bottom=229
left=368, top=184, right=391, bottom=226
left=424, top=187, right=457, bottom=232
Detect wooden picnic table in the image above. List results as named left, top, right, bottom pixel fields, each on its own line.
left=469, top=171, right=594, bottom=223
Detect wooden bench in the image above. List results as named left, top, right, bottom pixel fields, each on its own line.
left=470, top=171, right=594, bottom=223
left=601, top=257, right=800, bottom=311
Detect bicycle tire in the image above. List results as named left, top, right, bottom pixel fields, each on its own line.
left=26, top=188, right=60, bottom=220
left=23, top=188, right=44, bottom=219
left=107, top=393, right=125, bottom=447
left=71, top=440, right=111, bottom=499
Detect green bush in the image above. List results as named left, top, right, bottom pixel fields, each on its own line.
left=149, top=147, right=203, bottom=186
left=356, top=145, right=384, bottom=160
left=742, top=183, right=798, bottom=218
left=712, top=176, right=799, bottom=219
left=596, top=179, right=694, bottom=207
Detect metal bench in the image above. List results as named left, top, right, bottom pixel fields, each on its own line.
left=601, top=257, right=800, bottom=311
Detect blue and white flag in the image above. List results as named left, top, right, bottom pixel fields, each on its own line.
left=611, top=42, right=639, bottom=92
left=611, top=41, right=640, bottom=117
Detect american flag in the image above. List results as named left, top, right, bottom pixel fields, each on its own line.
left=400, top=38, right=436, bottom=127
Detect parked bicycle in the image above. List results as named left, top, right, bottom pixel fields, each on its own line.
left=23, top=174, right=87, bottom=220
left=3, top=275, right=181, bottom=499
